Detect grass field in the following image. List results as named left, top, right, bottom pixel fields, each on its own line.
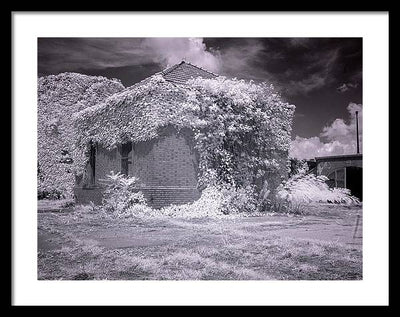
left=38, top=202, right=362, bottom=280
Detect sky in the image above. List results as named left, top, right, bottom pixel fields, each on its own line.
left=38, top=37, right=362, bottom=160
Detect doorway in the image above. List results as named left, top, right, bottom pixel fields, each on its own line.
left=346, top=166, right=362, bottom=201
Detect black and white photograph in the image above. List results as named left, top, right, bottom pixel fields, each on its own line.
left=37, top=36, right=364, bottom=281
left=12, top=12, right=389, bottom=306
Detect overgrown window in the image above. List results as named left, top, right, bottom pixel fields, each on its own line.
left=88, top=142, right=96, bottom=186
left=120, top=142, right=132, bottom=176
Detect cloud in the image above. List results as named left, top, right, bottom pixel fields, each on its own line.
left=285, top=73, right=329, bottom=95
left=142, top=38, right=222, bottom=73
left=211, top=38, right=340, bottom=95
left=337, top=82, right=358, bottom=93
left=38, top=37, right=362, bottom=98
left=38, top=38, right=222, bottom=74
left=288, top=38, right=311, bottom=48
left=282, top=48, right=339, bottom=95
left=214, top=39, right=271, bottom=81
left=290, top=103, right=362, bottom=159
left=38, top=38, right=148, bottom=73
left=290, top=136, right=357, bottom=159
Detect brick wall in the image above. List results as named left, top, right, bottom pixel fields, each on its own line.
left=131, top=127, right=200, bottom=208
left=73, top=186, right=103, bottom=204
left=74, top=126, right=200, bottom=208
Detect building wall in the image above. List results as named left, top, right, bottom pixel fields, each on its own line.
left=315, top=155, right=362, bottom=200
left=131, top=127, right=200, bottom=208
left=316, top=157, right=362, bottom=177
left=74, top=126, right=200, bottom=208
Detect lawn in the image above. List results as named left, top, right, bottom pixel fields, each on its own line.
left=37, top=202, right=362, bottom=280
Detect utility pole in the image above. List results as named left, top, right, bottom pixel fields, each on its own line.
left=356, top=111, right=360, bottom=154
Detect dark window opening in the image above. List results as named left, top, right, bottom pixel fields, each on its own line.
left=88, top=142, right=96, bottom=186
left=346, top=167, right=362, bottom=201
left=327, top=166, right=362, bottom=201
left=120, top=142, right=132, bottom=176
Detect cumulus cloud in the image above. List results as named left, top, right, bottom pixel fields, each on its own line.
left=290, top=103, right=362, bottom=159
left=38, top=37, right=222, bottom=74
left=142, top=38, right=221, bottom=73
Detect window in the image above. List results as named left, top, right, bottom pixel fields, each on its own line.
left=88, top=142, right=96, bottom=186
left=120, top=142, right=132, bottom=175
left=327, top=168, right=346, bottom=188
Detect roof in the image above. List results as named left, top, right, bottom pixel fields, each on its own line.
left=315, top=154, right=363, bottom=162
left=73, top=61, right=294, bottom=151
left=160, top=61, right=218, bottom=85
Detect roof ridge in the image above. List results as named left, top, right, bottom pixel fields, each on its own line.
left=160, top=61, right=185, bottom=76
left=181, top=60, right=219, bottom=77
left=161, top=60, right=218, bottom=77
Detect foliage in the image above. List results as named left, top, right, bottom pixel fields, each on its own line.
left=188, top=77, right=295, bottom=190
left=37, top=73, right=124, bottom=199
left=73, top=75, right=201, bottom=151
left=152, top=185, right=258, bottom=218
left=99, top=171, right=147, bottom=216
left=272, top=173, right=361, bottom=214
left=74, top=75, right=295, bottom=196
left=289, top=157, right=309, bottom=178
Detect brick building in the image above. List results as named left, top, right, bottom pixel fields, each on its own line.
left=74, top=61, right=217, bottom=208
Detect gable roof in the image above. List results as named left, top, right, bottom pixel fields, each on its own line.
left=73, top=62, right=219, bottom=149
left=160, top=61, right=218, bottom=85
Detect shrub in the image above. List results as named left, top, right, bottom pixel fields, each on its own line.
left=218, top=184, right=259, bottom=214
left=289, top=158, right=309, bottom=178
left=271, top=173, right=361, bottom=214
left=38, top=189, right=63, bottom=200
left=159, top=184, right=259, bottom=218
left=99, top=171, right=147, bottom=216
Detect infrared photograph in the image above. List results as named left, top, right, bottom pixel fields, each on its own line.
left=36, top=37, right=364, bottom=281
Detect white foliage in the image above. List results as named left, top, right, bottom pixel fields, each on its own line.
left=275, top=173, right=361, bottom=213
left=99, top=171, right=147, bottom=216
left=37, top=72, right=124, bottom=198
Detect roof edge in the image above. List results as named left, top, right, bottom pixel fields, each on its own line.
left=161, top=60, right=219, bottom=78
left=315, top=153, right=363, bottom=161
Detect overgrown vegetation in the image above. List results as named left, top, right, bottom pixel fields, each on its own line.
left=73, top=75, right=295, bottom=208
left=93, top=172, right=259, bottom=219
left=272, top=173, right=361, bottom=214
left=159, top=184, right=259, bottom=218
left=39, top=70, right=361, bottom=214
left=99, top=171, right=147, bottom=215
left=38, top=73, right=124, bottom=199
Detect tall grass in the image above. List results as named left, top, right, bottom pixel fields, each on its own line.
left=273, top=173, right=361, bottom=214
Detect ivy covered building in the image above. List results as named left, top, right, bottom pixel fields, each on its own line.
left=73, top=61, right=295, bottom=208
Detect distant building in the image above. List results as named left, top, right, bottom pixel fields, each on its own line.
left=310, top=154, right=362, bottom=201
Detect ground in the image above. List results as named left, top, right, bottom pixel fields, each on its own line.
left=38, top=201, right=362, bottom=280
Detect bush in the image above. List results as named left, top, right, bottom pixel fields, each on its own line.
left=271, top=173, right=361, bottom=214
left=99, top=171, right=147, bottom=216
left=159, top=184, right=259, bottom=218
left=38, top=189, right=64, bottom=200
left=219, top=185, right=259, bottom=214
